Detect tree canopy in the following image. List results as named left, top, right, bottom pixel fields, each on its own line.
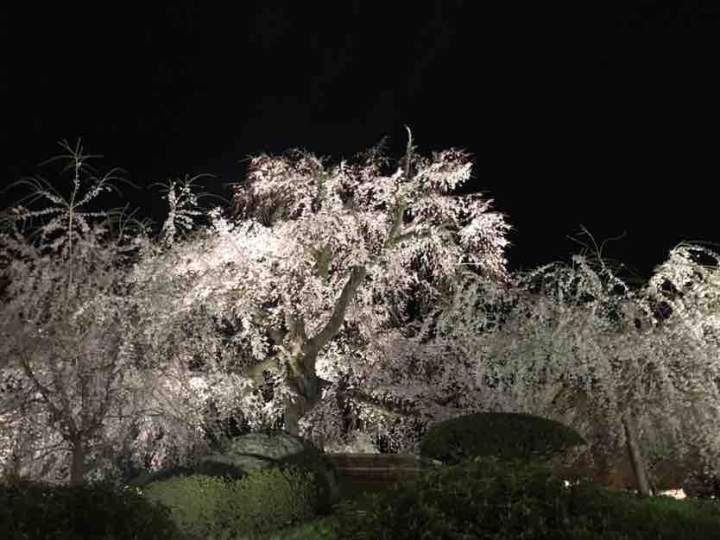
left=1, top=136, right=719, bottom=491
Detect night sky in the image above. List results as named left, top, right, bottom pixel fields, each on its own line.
left=2, top=2, right=719, bottom=280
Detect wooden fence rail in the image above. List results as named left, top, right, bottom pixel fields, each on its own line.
left=326, top=453, right=426, bottom=481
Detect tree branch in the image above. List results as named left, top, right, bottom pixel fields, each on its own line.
left=384, top=202, right=407, bottom=249
left=306, top=265, right=367, bottom=362
left=18, top=354, right=75, bottom=439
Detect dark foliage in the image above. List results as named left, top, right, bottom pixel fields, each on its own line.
left=0, top=479, right=180, bottom=540
left=333, top=457, right=720, bottom=540
left=419, top=412, right=586, bottom=465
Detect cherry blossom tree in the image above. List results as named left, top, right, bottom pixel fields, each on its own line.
left=6, top=134, right=720, bottom=497
left=443, top=241, right=720, bottom=496
left=131, top=130, right=512, bottom=445
left=646, top=244, right=720, bottom=473
left=5, top=134, right=720, bottom=498
left=0, top=142, right=187, bottom=484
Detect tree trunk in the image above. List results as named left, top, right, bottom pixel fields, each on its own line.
left=622, top=412, right=652, bottom=496
left=69, top=439, right=86, bottom=486
left=283, top=397, right=302, bottom=436
left=279, top=266, right=368, bottom=436
left=283, top=369, right=324, bottom=435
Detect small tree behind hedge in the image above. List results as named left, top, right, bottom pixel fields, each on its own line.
left=0, top=141, right=154, bottom=484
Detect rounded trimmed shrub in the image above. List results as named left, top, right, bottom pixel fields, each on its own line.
left=141, top=467, right=323, bottom=539
left=333, top=457, right=720, bottom=540
left=420, top=411, right=586, bottom=465
left=0, top=479, right=180, bottom=540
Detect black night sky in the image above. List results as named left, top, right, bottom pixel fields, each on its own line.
left=2, top=2, right=719, bottom=280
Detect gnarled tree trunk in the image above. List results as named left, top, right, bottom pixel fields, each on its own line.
left=280, top=266, right=368, bottom=435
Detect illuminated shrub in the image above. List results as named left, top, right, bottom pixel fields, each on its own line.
left=142, top=467, right=323, bottom=538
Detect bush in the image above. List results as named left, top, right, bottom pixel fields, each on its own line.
left=334, top=457, right=571, bottom=539
left=333, top=457, right=720, bottom=540
left=142, top=475, right=226, bottom=538
left=254, top=516, right=338, bottom=539
left=220, top=467, right=322, bottom=536
left=142, top=467, right=323, bottom=539
left=419, top=412, right=586, bottom=465
left=201, top=431, right=340, bottom=510
left=683, top=469, right=720, bottom=499
left=563, top=482, right=720, bottom=539
left=0, top=479, right=179, bottom=540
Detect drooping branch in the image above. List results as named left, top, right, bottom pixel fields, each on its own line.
left=337, top=386, right=426, bottom=419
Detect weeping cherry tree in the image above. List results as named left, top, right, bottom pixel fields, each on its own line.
left=131, top=130, right=511, bottom=445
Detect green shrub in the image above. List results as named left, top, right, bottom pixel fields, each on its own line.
left=564, top=485, right=720, bottom=540
left=142, top=467, right=323, bottom=539
left=254, top=516, right=338, bottom=539
left=201, top=431, right=340, bottom=510
left=419, top=411, right=586, bottom=465
left=333, top=457, right=720, bottom=540
left=142, top=474, right=226, bottom=538
left=0, top=479, right=179, bottom=540
left=219, top=467, right=322, bottom=536
left=273, top=442, right=339, bottom=510
left=334, top=457, right=572, bottom=539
